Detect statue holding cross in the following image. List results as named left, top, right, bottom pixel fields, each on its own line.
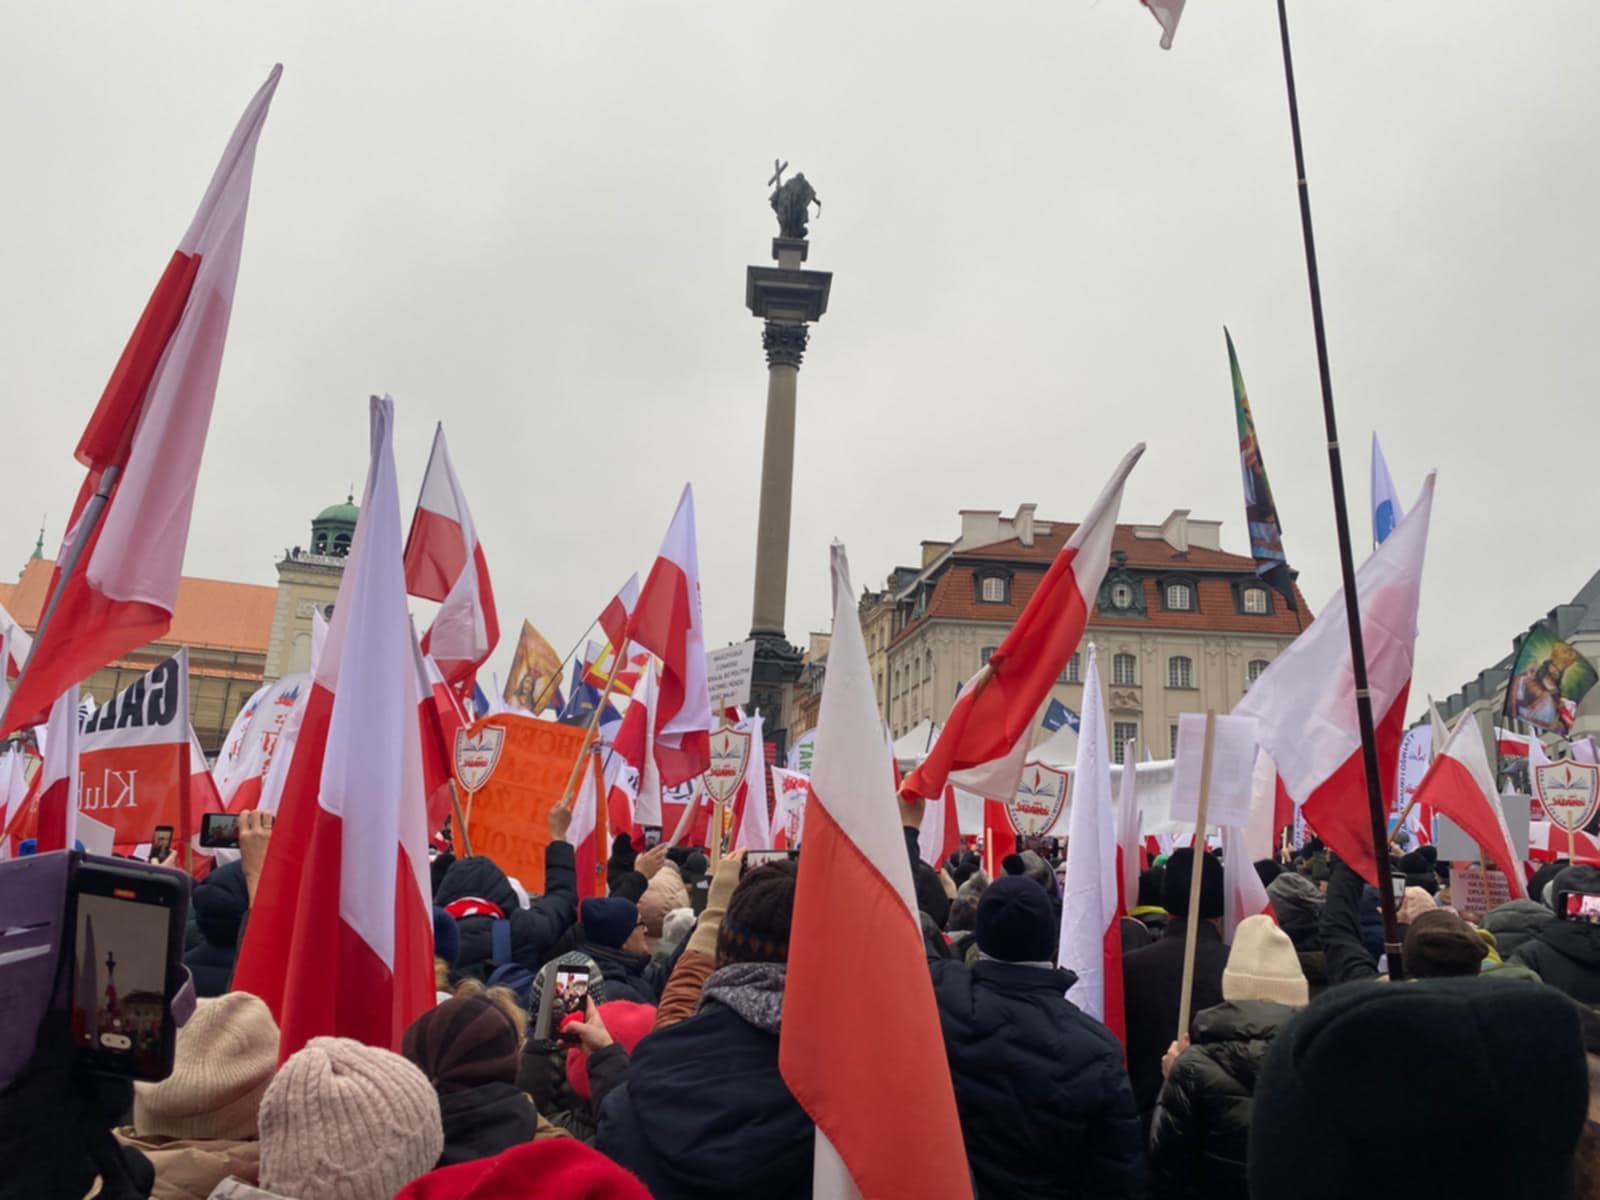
left=768, top=159, right=821, bottom=240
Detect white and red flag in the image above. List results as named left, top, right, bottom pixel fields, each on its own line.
left=405, top=424, right=500, bottom=692
left=1115, top=750, right=1143, bottom=914
left=1222, top=753, right=1275, bottom=940
left=1, top=68, right=281, bottom=737
left=903, top=445, right=1144, bottom=803
left=0, top=748, right=27, bottom=859
left=1412, top=717, right=1527, bottom=899
left=233, top=396, right=434, bottom=1059
left=586, top=577, right=646, bottom=698
left=414, top=637, right=468, bottom=835
left=612, top=658, right=660, bottom=835
left=35, top=686, right=82, bottom=853
left=213, top=674, right=309, bottom=813
left=1234, top=476, right=1436, bottom=884
left=918, top=786, right=962, bottom=870
left=729, top=714, right=772, bottom=853
left=627, top=486, right=712, bottom=786
left=780, top=544, right=970, bottom=1200
left=0, top=601, right=32, bottom=710
left=771, top=766, right=810, bottom=850
left=1058, top=646, right=1125, bottom=1041
left=597, top=574, right=640, bottom=656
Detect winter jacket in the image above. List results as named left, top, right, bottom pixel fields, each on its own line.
left=928, top=952, right=1147, bottom=1199
left=113, top=1129, right=259, bottom=1200
left=185, top=862, right=250, bottom=998
left=595, top=1000, right=812, bottom=1199
left=517, top=1039, right=631, bottom=1144
left=1266, top=873, right=1323, bottom=953
left=1147, top=1000, right=1295, bottom=1200
left=583, top=942, right=669, bottom=1005
left=1123, top=921, right=1229, bottom=1126
left=1512, top=918, right=1600, bottom=1003
left=433, top=845, right=579, bottom=979
left=1319, top=861, right=1380, bottom=987
left=1482, top=899, right=1556, bottom=961
left=436, top=1081, right=544, bottom=1167
left=653, top=948, right=715, bottom=1030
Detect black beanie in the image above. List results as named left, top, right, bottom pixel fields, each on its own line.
left=1137, top=865, right=1166, bottom=909
left=1249, top=978, right=1587, bottom=1199
left=975, top=875, right=1057, bottom=963
left=1162, top=848, right=1224, bottom=919
left=609, top=871, right=648, bottom=903
left=717, top=861, right=796, bottom=966
left=1254, top=859, right=1285, bottom=888
left=1403, top=909, right=1487, bottom=978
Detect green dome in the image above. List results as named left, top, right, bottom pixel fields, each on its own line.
left=315, top=497, right=359, bottom=524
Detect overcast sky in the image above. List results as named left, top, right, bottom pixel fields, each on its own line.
left=3, top=3, right=1596, bottom=719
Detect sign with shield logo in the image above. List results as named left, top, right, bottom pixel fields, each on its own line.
left=1535, top=761, right=1600, bottom=833
left=454, top=726, right=506, bottom=794
left=703, top=726, right=753, bottom=804
left=1007, top=764, right=1070, bottom=835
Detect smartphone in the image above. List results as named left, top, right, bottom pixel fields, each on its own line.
left=199, top=811, right=241, bottom=849
left=534, top=962, right=593, bottom=1040
left=151, top=826, right=173, bottom=858
left=1559, top=891, right=1600, bottom=925
left=641, top=825, right=662, bottom=850
left=742, top=849, right=799, bottom=877
left=1390, top=874, right=1407, bottom=903
left=68, top=858, right=187, bottom=1080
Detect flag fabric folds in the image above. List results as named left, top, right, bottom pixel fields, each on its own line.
left=903, top=445, right=1144, bottom=803
left=1371, top=433, right=1405, bottom=547
left=407, top=424, right=500, bottom=691
left=502, top=620, right=564, bottom=714
left=1235, top=476, right=1436, bottom=884
left=780, top=543, right=970, bottom=1200
left=1227, top=330, right=1298, bottom=614
left=627, top=485, right=712, bottom=787
left=1115, top=748, right=1143, bottom=915
left=2, top=68, right=281, bottom=736
left=1142, top=0, right=1185, bottom=49
left=35, top=686, right=82, bottom=853
left=1411, top=717, right=1527, bottom=899
left=233, top=395, right=434, bottom=1059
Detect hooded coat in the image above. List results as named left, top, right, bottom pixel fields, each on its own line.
left=1148, top=1000, right=1295, bottom=1200
left=594, top=1000, right=812, bottom=1199
left=1511, top=919, right=1600, bottom=1003
left=1124, top=921, right=1229, bottom=1125
left=1481, top=899, right=1554, bottom=961
left=433, top=846, right=578, bottom=979
left=185, top=862, right=250, bottom=998
left=436, top=1082, right=542, bottom=1167
left=928, top=950, right=1147, bottom=1199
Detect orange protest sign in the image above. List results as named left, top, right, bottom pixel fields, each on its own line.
left=455, top=714, right=587, bottom=889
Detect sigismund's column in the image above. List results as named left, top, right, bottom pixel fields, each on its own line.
left=744, top=164, right=831, bottom=756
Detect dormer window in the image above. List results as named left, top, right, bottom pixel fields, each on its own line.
left=1165, top=583, right=1193, bottom=611
left=1242, top=587, right=1269, bottom=614
left=975, top=568, right=1012, bottom=604
left=1110, top=581, right=1136, bottom=610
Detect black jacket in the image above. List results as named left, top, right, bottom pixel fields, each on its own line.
left=1123, top=920, right=1229, bottom=1125
left=1511, top=918, right=1600, bottom=1003
left=1148, top=1000, right=1295, bottom=1200
left=185, top=861, right=250, bottom=997
left=583, top=943, right=669, bottom=1006
left=595, top=1001, right=812, bottom=1200
left=517, top=1038, right=631, bottom=1144
left=437, top=1081, right=540, bottom=1167
left=1482, top=899, right=1555, bottom=962
left=1318, top=861, right=1380, bottom=987
left=906, top=828, right=953, bottom=928
left=929, top=952, right=1147, bottom=1198
left=434, top=845, right=579, bottom=979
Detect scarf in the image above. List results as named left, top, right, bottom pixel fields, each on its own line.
left=698, top=962, right=786, bottom=1034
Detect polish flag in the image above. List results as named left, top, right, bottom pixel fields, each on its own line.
left=233, top=396, right=435, bottom=1058
left=780, top=544, right=971, bottom=1200
left=213, top=674, right=309, bottom=813
left=729, top=715, right=771, bottom=852
left=0, top=748, right=27, bottom=858
left=1, top=69, right=281, bottom=737
left=568, top=731, right=622, bottom=898
left=903, top=445, right=1144, bottom=803
left=982, top=799, right=1015, bottom=881
left=918, top=786, right=962, bottom=870
left=627, top=486, right=712, bottom=787
left=1115, top=748, right=1142, bottom=914
left=587, top=577, right=645, bottom=698
left=186, top=725, right=225, bottom=830
left=1222, top=823, right=1274, bottom=940
left=614, top=659, right=659, bottom=835
left=1058, top=646, right=1124, bottom=1040
left=406, top=424, right=499, bottom=692
left=597, top=574, right=640, bottom=655
left=771, top=767, right=810, bottom=850
left=414, top=639, right=468, bottom=835
left=1413, top=719, right=1527, bottom=898
left=1234, top=475, right=1436, bottom=885
left=0, top=601, right=32, bottom=710
left=35, top=687, right=82, bottom=853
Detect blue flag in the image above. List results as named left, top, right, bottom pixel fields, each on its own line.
left=1042, top=699, right=1080, bottom=733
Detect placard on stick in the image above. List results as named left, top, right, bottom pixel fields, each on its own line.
left=456, top=715, right=587, bottom=888
left=1170, top=713, right=1258, bottom=828
left=707, top=641, right=756, bottom=710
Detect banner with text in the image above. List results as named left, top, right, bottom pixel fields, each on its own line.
left=457, top=714, right=587, bottom=886
left=77, top=650, right=191, bottom=845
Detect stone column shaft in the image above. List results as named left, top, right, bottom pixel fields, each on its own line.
left=751, top=355, right=799, bottom=635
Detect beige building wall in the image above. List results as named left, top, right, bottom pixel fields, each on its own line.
left=263, top=553, right=345, bottom=682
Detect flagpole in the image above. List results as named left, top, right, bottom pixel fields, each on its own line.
left=0, top=465, right=119, bottom=733
left=554, top=648, right=626, bottom=812
left=1275, top=0, right=1404, bottom=977
left=526, top=619, right=599, bottom=714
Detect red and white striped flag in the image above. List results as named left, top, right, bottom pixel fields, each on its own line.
left=1115, top=750, right=1142, bottom=914
left=414, top=639, right=468, bottom=835
left=0, top=601, right=31, bottom=712
left=1234, top=476, right=1436, bottom=884
left=213, top=674, right=309, bottom=814
left=233, top=396, right=435, bottom=1059
left=35, top=686, right=82, bottom=853
left=1413, top=717, right=1527, bottom=899
left=1059, top=646, right=1124, bottom=1041
left=627, top=486, right=712, bottom=787
left=606, top=661, right=655, bottom=836
left=918, top=786, right=962, bottom=870
left=406, top=424, right=500, bottom=692
left=780, top=544, right=971, bottom=1200
left=903, top=445, right=1144, bottom=803
left=0, top=748, right=26, bottom=859
left=1, top=68, right=281, bottom=736
left=729, top=714, right=772, bottom=852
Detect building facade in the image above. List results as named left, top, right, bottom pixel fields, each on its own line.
left=861, top=504, right=1311, bottom=762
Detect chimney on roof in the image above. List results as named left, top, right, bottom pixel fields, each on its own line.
left=1159, top=509, right=1191, bottom=554
left=920, top=540, right=951, bottom=568
left=1014, top=503, right=1036, bottom=547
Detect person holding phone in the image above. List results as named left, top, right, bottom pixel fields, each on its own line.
left=1511, top=864, right=1600, bottom=1002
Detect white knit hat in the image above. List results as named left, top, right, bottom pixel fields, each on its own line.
left=133, top=992, right=279, bottom=1141
left=258, top=1036, right=443, bottom=1200
left=1222, top=914, right=1309, bottom=1008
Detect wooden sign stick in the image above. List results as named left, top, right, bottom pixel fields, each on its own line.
left=1177, top=710, right=1217, bottom=1046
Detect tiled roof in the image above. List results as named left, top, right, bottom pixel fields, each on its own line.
left=0, top=558, right=276, bottom=653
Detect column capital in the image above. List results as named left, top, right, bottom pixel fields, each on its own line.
left=762, top=321, right=809, bottom=368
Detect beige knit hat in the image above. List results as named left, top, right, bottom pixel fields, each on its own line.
left=258, top=1036, right=443, bottom=1200
left=637, top=861, right=690, bottom=937
left=133, top=992, right=280, bottom=1141
left=1222, top=914, right=1309, bottom=1008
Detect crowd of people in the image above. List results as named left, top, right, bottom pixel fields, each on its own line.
left=7, top=798, right=1600, bottom=1200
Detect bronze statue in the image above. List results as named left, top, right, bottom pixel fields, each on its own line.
left=768, top=159, right=820, bottom=240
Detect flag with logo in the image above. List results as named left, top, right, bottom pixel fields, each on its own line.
left=1228, top=329, right=1298, bottom=613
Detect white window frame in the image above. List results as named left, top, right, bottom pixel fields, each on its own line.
left=1168, top=656, right=1193, bottom=689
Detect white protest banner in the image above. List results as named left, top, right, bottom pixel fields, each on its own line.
left=214, top=673, right=309, bottom=811
left=706, top=641, right=756, bottom=711
left=78, top=649, right=190, bottom=846
left=1451, top=863, right=1513, bottom=916
left=772, top=766, right=810, bottom=849
left=787, top=729, right=816, bottom=774
left=1170, top=713, right=1257, bottom=828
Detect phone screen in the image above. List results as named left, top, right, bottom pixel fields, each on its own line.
left=742, top=849, right=798, bottom=877
left=1563, top=892, right=1600, bottom=924
left=553, top=967, right=590, bottom=1027
left=70, top=864, right=181, bottom=1079
left=1391, top=874, right=1407, bottom=903
left=641, top=826, right=662, bottom=850
left=200, top=812, right=240, bottom=849
left=151, top=827, right=173, bottom=855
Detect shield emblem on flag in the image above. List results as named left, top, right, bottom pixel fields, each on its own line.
left=453, top=726, right=505, bottom=794
left=1535, top=761, right=1600, bottom=833
left=1007, top=765, right=1070, bottom=835
left=703, top=727, right=752, bottom=804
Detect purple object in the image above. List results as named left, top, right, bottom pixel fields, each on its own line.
left=0, top=851, right=73, bottom=1090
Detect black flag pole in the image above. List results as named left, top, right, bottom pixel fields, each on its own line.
left=1274, top=0, right=1404, bottom=977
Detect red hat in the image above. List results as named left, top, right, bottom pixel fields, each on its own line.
left=566, top=1001, right=657, bottom=1101
left=397, top=1138, right=650, bottom=1200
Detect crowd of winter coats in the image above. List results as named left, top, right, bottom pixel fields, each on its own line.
left=12, top=812, right=1600, bottom=1200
